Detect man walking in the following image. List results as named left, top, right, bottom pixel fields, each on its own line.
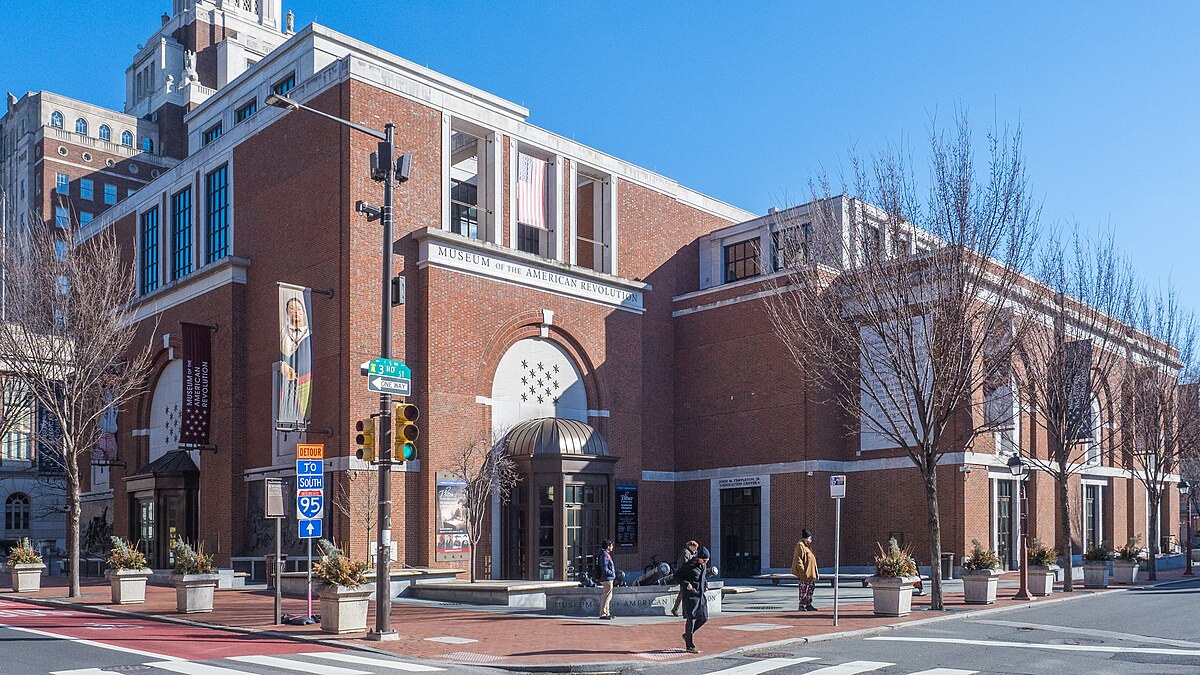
left=671, top=540, right=699, bottom=616
left=791, top=529, right=818, bottom=612
left=677, top=546, right=711, bottom=653
left=597, top=539, right=616, bottom=620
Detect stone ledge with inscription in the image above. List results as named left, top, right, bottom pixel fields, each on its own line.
left=544, top=581, right=723, bottom=616
left=416, top=228, right=649, bottom=313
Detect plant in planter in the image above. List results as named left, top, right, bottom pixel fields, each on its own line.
left=1082, top=540, right=1113, bottom=589
left=1026, top=539, right=1059, bottom=597
left=960, top=539, right=1004, bottom=604
left=867, top=538, right=920, bottom=616
left=106, top=537, right=152, bottom=604
left=7, top=538, right=45, bottom=593
left=312, top=539, right=372, bottom=634
left=171, top=540, right=219, bottom=613
left=1112, top=536, right=1143, bottom=585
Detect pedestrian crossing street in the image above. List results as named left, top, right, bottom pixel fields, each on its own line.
left=697, top=657, right=976, bottom=675
left=51, top=650, right=445, bottom=675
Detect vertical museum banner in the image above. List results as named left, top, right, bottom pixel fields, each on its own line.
left=180, top=322, right=212, bottom=446
left=277, top=284, right=314, bottom=429
left=435, top=475, right=470, bottom=560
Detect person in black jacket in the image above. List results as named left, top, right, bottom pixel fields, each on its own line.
left=677, top=546, right=710, bottom=653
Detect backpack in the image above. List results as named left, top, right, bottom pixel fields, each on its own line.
left=593, top=553, right=605, bottom=580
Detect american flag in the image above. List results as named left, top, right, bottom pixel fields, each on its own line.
left=517, top=152, right=547, bottom=229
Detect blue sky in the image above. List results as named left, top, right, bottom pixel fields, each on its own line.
left=3, top=1, right=1197, bottom=308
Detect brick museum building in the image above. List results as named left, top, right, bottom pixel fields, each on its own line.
left=2, top=0, right=1182, bottom=579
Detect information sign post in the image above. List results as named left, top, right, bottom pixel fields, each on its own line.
left=264, top=478, right=285, bottom=625
left=830, top=474, right=847, bottom=627
left=296, top=444, right=325, bottom=621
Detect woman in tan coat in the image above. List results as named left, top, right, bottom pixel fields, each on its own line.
left=790, top=529, right=819, bottom=612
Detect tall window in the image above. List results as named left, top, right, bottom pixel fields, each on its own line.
left=121, top=130, right=134, bottom=147
left=4, top=494, right=30, bottom=531
left=171, top=188, right=192, bottom=280
left=272, top=72, right=296, bottom=96
left=516, top=152, right=549, bottom=256
left=54, top=207, right=69, bottom=229
left=79, top=211, right=93, bottom=227
left=75, top=117, right=88, bottom=135
left=142, top=137, right=154, bottom=153
left=98, top=124, right=111, bottom=142
left=55, top=241, right=67, bottom=260
left=1, top=380, right=32, bottom=462
left=723, top=238, right=761, bottom=283
left=104, top=183, right=117, bottom=205
left=80, top=178, right=94, bottom=200
left=140, top=207, right=159, bottom=294
left=55, top=172, right=69, bottom=194
left=772, top=223, right=812, bottom=270
left=205, top=165, right=229, bottom=262
left=50, top=111, right=64, bottom=128
left=202, top=124, right=222, bottom=146
left=235, top=99, right=257, bottom=124
left=1083, top=484, right=1102, bottom=553
left=450, top=179, right=478, bottom=239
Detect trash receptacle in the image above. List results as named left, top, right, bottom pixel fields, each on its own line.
left=940, top=552, right=956, bottom=580
left=265, top=554, right=288, bottom=588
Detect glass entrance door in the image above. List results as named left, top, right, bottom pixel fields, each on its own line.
left=565, top=484, right=606, bottom=579
left=720, top=486, right=761, bottom=578
left=996, top=480, right=1014, bottom=569
left=134, top=496, right=156, bottom=566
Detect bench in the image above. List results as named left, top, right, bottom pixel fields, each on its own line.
left=752, top=573, right=872, bottom=587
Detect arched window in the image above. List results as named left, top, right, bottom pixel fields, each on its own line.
left=98, top=124, right=111, bottom=142
left=121, top=130, right=134, bottom=147
left=142, top=137, right=154, bottom=153
left=75, top=118, right=88, bottom=135
left=4, top=493, right=30, bottom=532
left=50, top=111, right=64, bottom=128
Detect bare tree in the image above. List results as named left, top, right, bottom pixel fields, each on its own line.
left=766, top=116, right=1038, bottom=609
left=333, top=468, right=377, bottom=560
left=0, top=214, right=153, bottom=597
left=1014, top=232, right=1136, bottom=590
left=1120, top=284, right=1197, bottom=581
left=450, top=430, right=518, bottom=583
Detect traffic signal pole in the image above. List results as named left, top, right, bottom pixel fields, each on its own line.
left=370, top=123, right=397, bottom=641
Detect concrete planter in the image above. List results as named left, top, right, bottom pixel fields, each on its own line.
left=961, top=567, right=1003, bottom=604
left=868, top=575, right=919, bottom=616
left=172, top=574, right=219, bottom=613
left=1028, top=565, right=1057, bottom=596
left=1082, top=561, right=1110, bottom=589
left=107, top=568, right=152, bottom=604
left=318, top=583, right=372, bottom=634
left=1112, top=560, right=1140, bottom=585
left=10, top=563, right=45, bottom=592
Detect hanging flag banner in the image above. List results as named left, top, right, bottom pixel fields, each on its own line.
left=435, top=475, right=469, bottom=560
left=277, top=284, right=313, bottom=429
left=180, top=322, right=212, bottom=445
left=517, top=152, right=548, bottom=230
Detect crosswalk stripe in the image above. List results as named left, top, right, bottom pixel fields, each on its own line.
left=803, top=661, right=894, bottom=675
left=300, top=651, right=444, bottom=672
left=706, top=657, right=820, bottom=675
left=908, top=670, right=978, bottom=675
left=50, top=670, right=115, bottom=675
left=145, top=662, right=255, bottom=675
left=228, top=654, right=369, bottom=675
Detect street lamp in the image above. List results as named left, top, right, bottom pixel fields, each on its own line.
left=266, top=92, right=408, bottom=641
left=1007, top=453, right=1032, bottom=601
left=1180, top=480, right=1193, bottom=577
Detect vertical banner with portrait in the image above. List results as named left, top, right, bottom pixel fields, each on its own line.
left=435, top=474, right=470, bottom=560
left=277, top=284, right=313, bottom=429
left=615, top=484, right=638, bottom=549
left=180, top=322, right=212, bottom=446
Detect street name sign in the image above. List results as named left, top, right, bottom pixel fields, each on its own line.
left=365, top=357, right=411, bottom=379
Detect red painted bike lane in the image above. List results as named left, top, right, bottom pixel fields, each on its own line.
left=0, top=598, right=336, bottom=662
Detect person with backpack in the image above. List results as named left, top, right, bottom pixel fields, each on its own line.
left=597, top=539, right=616, bottom=619
left=677, top=546, right=711, bottom=653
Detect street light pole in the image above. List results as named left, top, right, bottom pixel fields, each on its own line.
left=1008, top=453, right=1032, bottom=601
left=1181, top=481, right=1193, bottom=577
left=264, top=93, right=399, bottom=640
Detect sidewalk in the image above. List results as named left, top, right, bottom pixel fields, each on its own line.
left=2, top=569, right=1190, bottom=671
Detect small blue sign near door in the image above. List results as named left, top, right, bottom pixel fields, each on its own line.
left=299, top=518, right=322, bottom=539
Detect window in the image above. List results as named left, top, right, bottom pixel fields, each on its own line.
left=1, top=380, right=32, bottom=462
left=55, top=241, right=67, bottom=260
left=450, top=179, right=478, bottom=239
left=235, top=99, right=257, bottom=124
left=573, top=168, right=614, bottom=273
left=140, top=207, right=159, bottom=294
left=516, top=152, right=550, bottom=256
left=4, top=493, right=30, bottom=531
left=56, top=275, right=70, bottom=296
left=98, top=124, right=111, bottom=142
left=862, top=223, right=883, bottom=263
left=54, top=207, right=69, bottom=229
left=202, top=123, right=222, bottom=146
left=205, top=165, right=229, bottom=262
left=1085, top=398, right=1103, bottom=465
left=80, top=178, right=94, bottom=200
left=121, top=130, right=134, bottom=146
left=171, top=188, right=192, bottom=280
left=142, top=137, right=154, bottom=153
left=50, top=111, right=63, bottom=128
left=104, top=183, right=117, bottom=205
left=75, top=117, right=88, bottom=135
left=79, top=211, right=93, bottom=227
left=1083, top=484, right=1103, bottom=553
left=772, top=223, right=812, bottom=270
left=55, top=172, right=69, bottom=194
left=272, top=72, right=296, bottom=96
left=723, top=238, right=761, bottom=283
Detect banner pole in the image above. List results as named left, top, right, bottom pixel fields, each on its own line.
left=307, top=537, right=313, bottom=619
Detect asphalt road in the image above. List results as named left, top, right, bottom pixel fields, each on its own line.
left=0, top=597, right=500, bottom=675
left=634, top=577, right=1200, bottom=675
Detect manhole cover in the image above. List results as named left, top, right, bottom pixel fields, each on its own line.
left=744, top=651, right=795, bottom=659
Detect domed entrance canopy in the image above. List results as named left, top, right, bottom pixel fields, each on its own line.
left=504, top=417, right=609, bottom=457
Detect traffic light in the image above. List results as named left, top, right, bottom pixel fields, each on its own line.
left=355, top=418, right=376, bottom=462
left=395, top=403, right=419, bottom=462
